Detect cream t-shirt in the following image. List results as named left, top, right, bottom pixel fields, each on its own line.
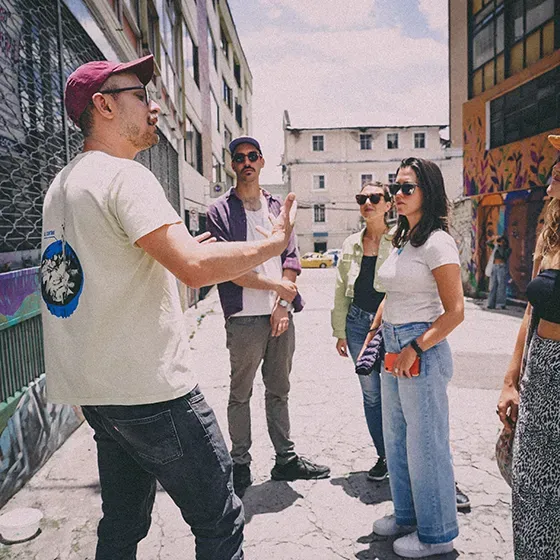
left=377, top=230, right=460, bottom=324
left=233, top=194, right=283, bottom=316
left=41, top=151, right=195, bottom=405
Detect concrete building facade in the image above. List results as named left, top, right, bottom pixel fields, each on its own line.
left=449, top=0, right=559, bottom=298
left=282, top=111, right=463, bottom=255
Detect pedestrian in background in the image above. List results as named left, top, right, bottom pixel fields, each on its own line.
left=367, top=157, right=464, bottom=558
left=497, top=135, right=560, bottom=559
left=331, top=181, right=393, bottom=481
left=486, top=234, right=511, bottom=309
left=207, top=137, right=330, bottom=499
left=41, top=56, right=297, bottom=560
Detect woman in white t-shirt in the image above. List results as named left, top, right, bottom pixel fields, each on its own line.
left=366, top=158, right=464, bottom=558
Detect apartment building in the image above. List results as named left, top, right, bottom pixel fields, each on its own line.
left=282, top=111, right=462, bottom=254
left=0, top=0, right=252, bottom=506
left=449, top=0, right=559, bottom=298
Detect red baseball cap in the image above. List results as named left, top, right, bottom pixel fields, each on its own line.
left=64, top=54, right=154, bottom=125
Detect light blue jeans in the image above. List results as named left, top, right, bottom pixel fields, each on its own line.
left=488, top=262, right=508, bottom=308
left=346, top=304, right=385, bottom=459
left=381, top=321, right=458, bottom=544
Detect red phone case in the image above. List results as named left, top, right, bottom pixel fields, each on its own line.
left=384, top=352, right=420, bottom=376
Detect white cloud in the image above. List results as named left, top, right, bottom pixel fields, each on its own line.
left=418, top=0, right=448, bottom=37
left=259, top=0, right=375, bottom=30
left=236, top=11, right=449, bottom=183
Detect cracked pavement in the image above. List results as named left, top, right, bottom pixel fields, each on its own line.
left=0, top=268, right=521, bottom=559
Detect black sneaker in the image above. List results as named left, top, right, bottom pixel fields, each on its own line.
left=367, top=457, right=389, bottom=481
left=456, top=483, right=471, bottom=510
left=271, top=456, right=330, bottom=481
left=232, top=463, right=252, bottom=497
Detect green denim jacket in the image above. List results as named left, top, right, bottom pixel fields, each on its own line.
left=331, top=227, right=395, bottom=339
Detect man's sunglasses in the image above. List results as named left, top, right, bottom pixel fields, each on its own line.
left=97, top=85, right=149, bottom=105
left=355, top=193, right=388, bottom=205
left=389, top=183, right=419, bottom=196
left=232, top=151, right=261, bottom=163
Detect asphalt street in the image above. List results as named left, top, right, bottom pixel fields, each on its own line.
left=1, top=268, right=523, bottom=559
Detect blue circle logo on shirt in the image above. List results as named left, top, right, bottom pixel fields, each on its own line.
left=40, top=240, right=84, bottom=318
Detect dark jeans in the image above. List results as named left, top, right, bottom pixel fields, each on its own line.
left=82, top=385, right=244, bottom=560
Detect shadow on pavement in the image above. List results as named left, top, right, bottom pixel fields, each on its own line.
left=355, top=531, right=460, bottom=560
left=241, top=480, right=303, bottom=524
left=330, top=471, right=392, bottom=505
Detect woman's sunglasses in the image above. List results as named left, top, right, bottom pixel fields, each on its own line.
left=355, top=193, right=387, bottom=205
left=232, top=151, right=261, bottom=163
left=389, top=183, right=418, bottom=196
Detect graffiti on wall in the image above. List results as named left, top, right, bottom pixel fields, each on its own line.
left=463, top=100, right=559, bottom=197
left=462, top=98, right=556, bottom=296
left=0, top=375, right=82, bottom=508
left=0, top=267, right=41, bottom=330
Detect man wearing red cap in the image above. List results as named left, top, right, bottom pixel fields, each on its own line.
left=41, top=55, right=297, bottom=560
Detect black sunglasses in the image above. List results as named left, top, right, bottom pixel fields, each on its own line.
left=355, top=193, right=387, bottom=205
left=98, top=85, right=149, bottom=105
left=389, top=182, right=419, bottom=196
left=232, top=151, right=261, bottom=163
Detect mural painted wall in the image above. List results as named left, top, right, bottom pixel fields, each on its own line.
left=462, top=97, right=558, bottom=295
left=0, top=267, right=41, bottom=330
left=0, top=375, right=82, bottom=508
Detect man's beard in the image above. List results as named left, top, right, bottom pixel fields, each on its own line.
left=122, top=121, right=159, bottom=151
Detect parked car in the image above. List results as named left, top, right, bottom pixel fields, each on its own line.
left=300, top=253, right=334, bottom=268
left=324, top=249, right=341, bottom=266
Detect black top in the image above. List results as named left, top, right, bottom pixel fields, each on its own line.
left=526, top=269, right=560, bottom=325
left=494, top=245, right=511, bottom=261
left=353, top=256, right=385, bottom=314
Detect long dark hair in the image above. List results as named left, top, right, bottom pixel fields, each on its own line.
left=392, top=157, right=450, bottom=249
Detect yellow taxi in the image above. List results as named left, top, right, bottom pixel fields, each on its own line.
left=300, top=252, right=334, bottom=269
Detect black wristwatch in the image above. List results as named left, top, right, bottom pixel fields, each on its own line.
left=410, top=339, right=424, bottom=357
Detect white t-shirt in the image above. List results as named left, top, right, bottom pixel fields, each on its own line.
left=233, top=194, right=282, bottom=317
left=41, top=151, right=196, bottom=405
left=377, top=230, right=460, bottom=324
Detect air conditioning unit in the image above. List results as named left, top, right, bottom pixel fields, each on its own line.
left=210, top=182, right=227, bottom=198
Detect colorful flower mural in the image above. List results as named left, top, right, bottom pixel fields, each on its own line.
left=463, top=99, right=559, bottom=197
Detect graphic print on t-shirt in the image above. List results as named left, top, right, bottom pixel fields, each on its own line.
left=40, top=239, right=84, bottom=318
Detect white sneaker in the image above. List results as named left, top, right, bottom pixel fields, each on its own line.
left=393, top=531, right=454, bottom=558
left=372, top=514, right=416, bottom=537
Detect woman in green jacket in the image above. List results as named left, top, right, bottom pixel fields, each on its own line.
left=332, top=181, right=393, bottom=481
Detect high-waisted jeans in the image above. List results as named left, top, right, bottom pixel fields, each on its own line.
left=381, top=321, right=458, bottom=544
left=346, top=303, right=385, bottom=459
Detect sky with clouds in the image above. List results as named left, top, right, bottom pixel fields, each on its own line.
left=228, top=0, right=449, bottom=184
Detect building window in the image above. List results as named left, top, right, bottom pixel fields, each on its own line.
left=207, top=25, right=217, bottom=70
left=361, top=174, right=373, bottom=185
left=234, top=57, right=242, bottom=87
left=387, top=133, right=399, bottom=149
left=184, top=118, right=203, bottom=174
left=360, top=134, right=372, bottom=150
left=313, top=175, right=326, bottom=190
left=235, top=101, right=243, bottom=127
left=388, top=173, right=397, bottom=184
left=414, top=132, right=426, bottom=149
left=313, top=204, right=326, bottom=223
left=312, top=135, right=324, bottom=151
left=182, top=20, right=199, bottom=87
left=224, top=126, right=232, bottom=150
left=147, top=2, right=159, bottom=63
left=220, top=25, right=230, bottom=61
left=212, top=154, right=222, bottom=183
left=222, top=78, right=233, bottom=110
left=490, top=65, right=560, bottom=148
left=211, top=91, right=219, bottom=131
left=469, top=0, right=555, bottom=98
left=159, top=0, right=181, bottom=109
